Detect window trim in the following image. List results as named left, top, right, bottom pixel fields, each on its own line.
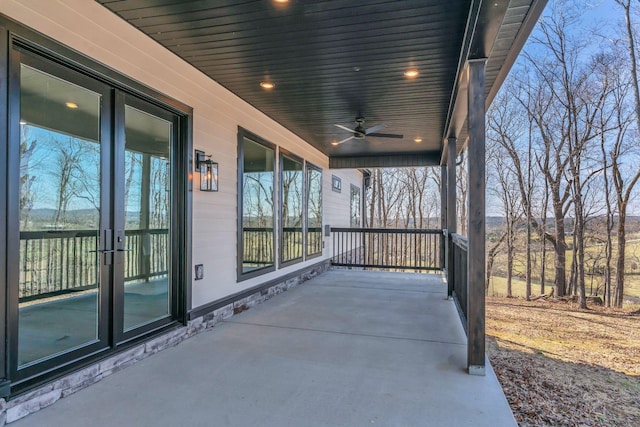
left=305, top=162, right=323, bottom=259
left=279, top=148, right=304, bottom=268
left=237, top=127, right=277, bottom=282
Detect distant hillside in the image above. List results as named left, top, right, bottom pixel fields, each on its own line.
left=20, top=208, right=148, bottom=230
left=486, top=215, right=640, bottom=234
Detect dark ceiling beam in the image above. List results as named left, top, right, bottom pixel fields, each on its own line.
left=441, top=66, right=469, bottom=166
left=329, top=152, right=440, bottom=169
left=440, top=0, right=482, bottom=163
left=441, top=0, right=510, bottom=165
left=468, top=1, right=511, bottom=60
left=440, top=0, right=548, bottom=166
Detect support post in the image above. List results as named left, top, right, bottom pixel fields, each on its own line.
left=446, top=137, right=457, bottom=298
left=467, top=59, right=487, bottom=376
left=440, top=165, right=447, bottom=270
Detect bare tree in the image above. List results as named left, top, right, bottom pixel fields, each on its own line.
left=19, top=127, right=38, bottom=229
left=494, top=151, right=524, bottom=297
left=612, top=0, right=640, bottom=307
left=516, top=5, right=610, bottom=303
left=51, top=138, right=87, bottom=228
left=457, top=153, right=468, bottom=236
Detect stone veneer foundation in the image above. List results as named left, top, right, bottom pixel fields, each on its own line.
left=0, top=261, right=330, bottom=425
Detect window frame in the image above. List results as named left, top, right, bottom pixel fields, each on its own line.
left=305, top=162, right=323, bottom=259
left=279, top=148, right=304, bottom=268
left=236, top=127, right=277, bottom=281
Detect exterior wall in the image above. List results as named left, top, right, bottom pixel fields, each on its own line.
left=0, top=0, right=361, bottom=309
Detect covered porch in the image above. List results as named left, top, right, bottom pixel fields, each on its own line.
left=9, top=269, right=515, bottom=426
left=0, top=0, right=548, bottom=421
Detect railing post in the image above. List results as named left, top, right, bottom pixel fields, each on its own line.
left=440, top=165, right=447, bottom=271
left=440, top=230, right=445, bottom=271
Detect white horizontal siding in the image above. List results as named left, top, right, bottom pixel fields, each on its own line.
left=0, top=0, right=363, bottom=308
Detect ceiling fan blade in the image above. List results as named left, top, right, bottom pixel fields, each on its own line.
left=367, top=132, right=404, bottom=139
left=334, top=124, right=356, bottom=133
left=365, top=123, right=387, bottom=134
left=335, top=136, right=354, bottom=145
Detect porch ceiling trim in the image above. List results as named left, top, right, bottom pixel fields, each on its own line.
left=329, top=152, right=440, bottom=169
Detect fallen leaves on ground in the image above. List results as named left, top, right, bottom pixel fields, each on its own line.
left=486, top=297, right=640, bottom=427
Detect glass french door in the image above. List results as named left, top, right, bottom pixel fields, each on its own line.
left=14, top=53, right=111, bottom=374
left=116, top=95, right=176, bottom=341
left=11, top=49, right=178, bottom=380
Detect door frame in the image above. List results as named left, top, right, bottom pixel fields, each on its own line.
left=7, top=44, right=115, bottom=383
left=114, top=92, right=183, bottom=345
left=0, top=17, right=193, bottom=394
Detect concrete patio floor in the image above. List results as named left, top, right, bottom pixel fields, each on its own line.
left=11, top=269, right=516, bottom=427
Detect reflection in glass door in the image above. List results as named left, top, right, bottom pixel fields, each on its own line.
left=17, top=63, right=106, bottom=367
left=122, top=104, right=172, bottom=332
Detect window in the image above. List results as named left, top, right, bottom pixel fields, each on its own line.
left=306, top=164, right=323, bottom=257
left=332, top=175, right=342, bottom=192
left=350, top=184, right=361, bottom=227
left=238, top=130, right=323, bottom=274
left=280, top=151, right=303, bottom=265
left=238, top=129, right=275, bottom=279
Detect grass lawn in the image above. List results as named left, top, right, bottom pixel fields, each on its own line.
left=489, top=234, right=640, bottom=300
left=488, top=274, right=640, bottom=302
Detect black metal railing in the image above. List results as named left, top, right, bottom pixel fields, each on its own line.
left=19, top=228, right=169, bottom=299
left=123, top=229, right=170, bottom=282
left=243, top=227, right=324, bottom=267
left=451, top=233, right=468, bottom=324
left=282, top=227, right=303, bottom=261
left=330, top=228, right=444, bottom=271
left=242, top=227, right=274, bottom=267
left=306, top=227, right=322, bottom=257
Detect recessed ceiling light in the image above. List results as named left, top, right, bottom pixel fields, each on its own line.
left=414, top=137, right=423, bottom=143
left=65, top=102, right=79, bottom=109
left=260, top=81, right=275, bottom=90
left=274, top=0, right=289, bottom=3
left=19, top=119, right=27, bottom=125
left=331, top=140, right=339, bottom=146
left=404, top=69, right=419, bottom=78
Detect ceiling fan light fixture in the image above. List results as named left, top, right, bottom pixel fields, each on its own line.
left=260, top=81, right=275, bottom=90
left=334, top=117, right=403, bottom=143
left=404, top=69, right=419, bottom=79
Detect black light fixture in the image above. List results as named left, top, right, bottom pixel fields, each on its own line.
left=195, top=150, right=218, bottom=192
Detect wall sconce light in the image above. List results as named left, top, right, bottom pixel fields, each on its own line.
left=195, top=150, right=218, bottom=192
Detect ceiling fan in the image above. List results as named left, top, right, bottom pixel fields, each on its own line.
left=333, top=117, right=404, bottom=145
